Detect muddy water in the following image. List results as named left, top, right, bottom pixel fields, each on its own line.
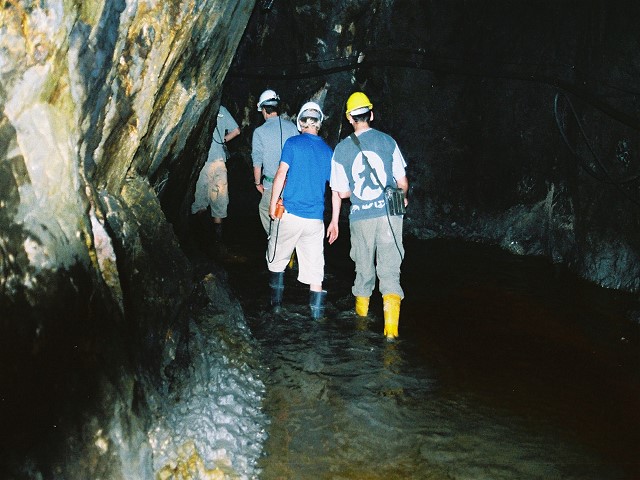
left=218, top=216, right=639, bottom=480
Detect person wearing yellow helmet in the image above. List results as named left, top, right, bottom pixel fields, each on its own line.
left=327, top=92, right=409, bottom=340
left=344, top=91, right=373, bottom=120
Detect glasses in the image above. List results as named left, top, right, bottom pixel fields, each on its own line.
left=300, top=110, right=320, bottom=119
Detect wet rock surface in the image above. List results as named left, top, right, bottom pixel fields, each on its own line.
left=1, top=0, right=254, bottom=476
left=1, top=0, right=639, bottom=477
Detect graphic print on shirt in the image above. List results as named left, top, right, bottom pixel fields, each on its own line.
left=352, top=150, right=388, bottom=201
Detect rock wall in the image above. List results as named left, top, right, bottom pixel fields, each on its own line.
left=0, top=0, right=255, bottom=477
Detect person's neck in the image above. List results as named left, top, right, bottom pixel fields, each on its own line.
left=266, top=112, right=278, bottom=120
left=353, top=123, right=370, bottom=135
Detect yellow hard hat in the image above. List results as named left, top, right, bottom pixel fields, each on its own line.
left=345, top=92, right=373, bottom=119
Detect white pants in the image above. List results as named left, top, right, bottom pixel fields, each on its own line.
left=266, top=211, right=325, bottom=286
left=191, top=159, right=228, bottom=218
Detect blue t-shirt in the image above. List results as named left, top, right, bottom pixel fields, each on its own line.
left=281, top=133, right=333, bottom=219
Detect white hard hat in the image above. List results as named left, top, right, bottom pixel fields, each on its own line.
left=296, top=101, right=324, bottom=131
left=257, top=89, right=280, bottom=111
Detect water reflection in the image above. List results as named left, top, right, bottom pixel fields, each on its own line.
left=220, top=217, right=639, bottom=480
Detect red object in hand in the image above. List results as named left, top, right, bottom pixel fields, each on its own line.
left=275, top=198, right=284, bottom=219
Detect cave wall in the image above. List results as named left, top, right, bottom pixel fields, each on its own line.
left=0, top=0, right=255, bottom=476
left=223, top=0, right=640, bottom=291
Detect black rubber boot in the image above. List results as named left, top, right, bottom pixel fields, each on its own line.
left=269, top=271, right=285, bottom=312
left=213, top=223, right=223, bottom=242
left=309, top=290, right=327, bottom=320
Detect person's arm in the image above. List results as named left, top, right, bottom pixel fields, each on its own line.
left=396, top=175, right=409, bottom=207
left=326, top=190, right=344, bottom=245
left=391, top=142, right=408, bottom=207
left=252, top=131, right=265, bottom=193
left=224, top=127, right=240, bottom=143
left=269, top=162, right=289, bottom=219
left=327, top=156, right=351, bottom=243
left=253, top=166, right=264, bottom=193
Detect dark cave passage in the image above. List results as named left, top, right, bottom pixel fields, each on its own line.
left=182, top=181, right=640, bottom=479
left=3, top=1, right=640, bottom=478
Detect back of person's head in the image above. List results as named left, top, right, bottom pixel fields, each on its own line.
left=351, top=111, right=371, bottom=124
left=345, top=92, right=373, bottom=121
left=263, top=104, right=279, bottom=115
left=257, top=89, right=280, bottom=111
left=296, top=101, right=324, bottom=132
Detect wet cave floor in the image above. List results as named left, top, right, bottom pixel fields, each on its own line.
left=188, top=212, right=639, bottom=480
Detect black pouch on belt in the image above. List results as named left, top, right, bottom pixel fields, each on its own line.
left=384, top=186, right=406, bottom=216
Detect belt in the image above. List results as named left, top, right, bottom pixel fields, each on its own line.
left=263, top=175, right=274, bottom=183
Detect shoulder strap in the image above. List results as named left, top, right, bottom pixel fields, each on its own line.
left=350, top=132, right=362, bottom=149
left=350, top=133, right=385, bottom=188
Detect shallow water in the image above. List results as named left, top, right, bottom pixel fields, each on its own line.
left=214, top=215, right=639, bottom=480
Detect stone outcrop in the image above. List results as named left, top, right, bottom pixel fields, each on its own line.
left=0, top=0, right=254, bottom=477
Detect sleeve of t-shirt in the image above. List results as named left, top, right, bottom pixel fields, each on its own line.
left=330, top=157, right=349, bottom=192
left=392, top=143, right=407, bottom=179
left=219, top=106, right=239, bottom=132
left=280, top=138, right=293, bottom=167
left=252, top=129, right=264, bottom=167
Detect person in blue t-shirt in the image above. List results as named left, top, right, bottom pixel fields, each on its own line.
left=267, top=101, right=333, bottom=319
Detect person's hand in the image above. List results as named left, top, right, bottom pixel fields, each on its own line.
left=255, top=183, right=264, bottom=194
left=327, top=222, right=339, bottom=245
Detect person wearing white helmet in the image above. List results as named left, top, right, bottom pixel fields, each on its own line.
left=266, top=101, right=333, bottom=319
left=252, top=89, right=299, bottom=234
left=327, top=92, right=409, bottom=340
left=191, top=105, right=240, bottom=242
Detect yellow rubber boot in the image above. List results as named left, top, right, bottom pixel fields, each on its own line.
left=355, top=296, right=370, bottom=316
left=287, top=251, right=296, bottom=269
left=382, top=294, right=401, bottom=340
